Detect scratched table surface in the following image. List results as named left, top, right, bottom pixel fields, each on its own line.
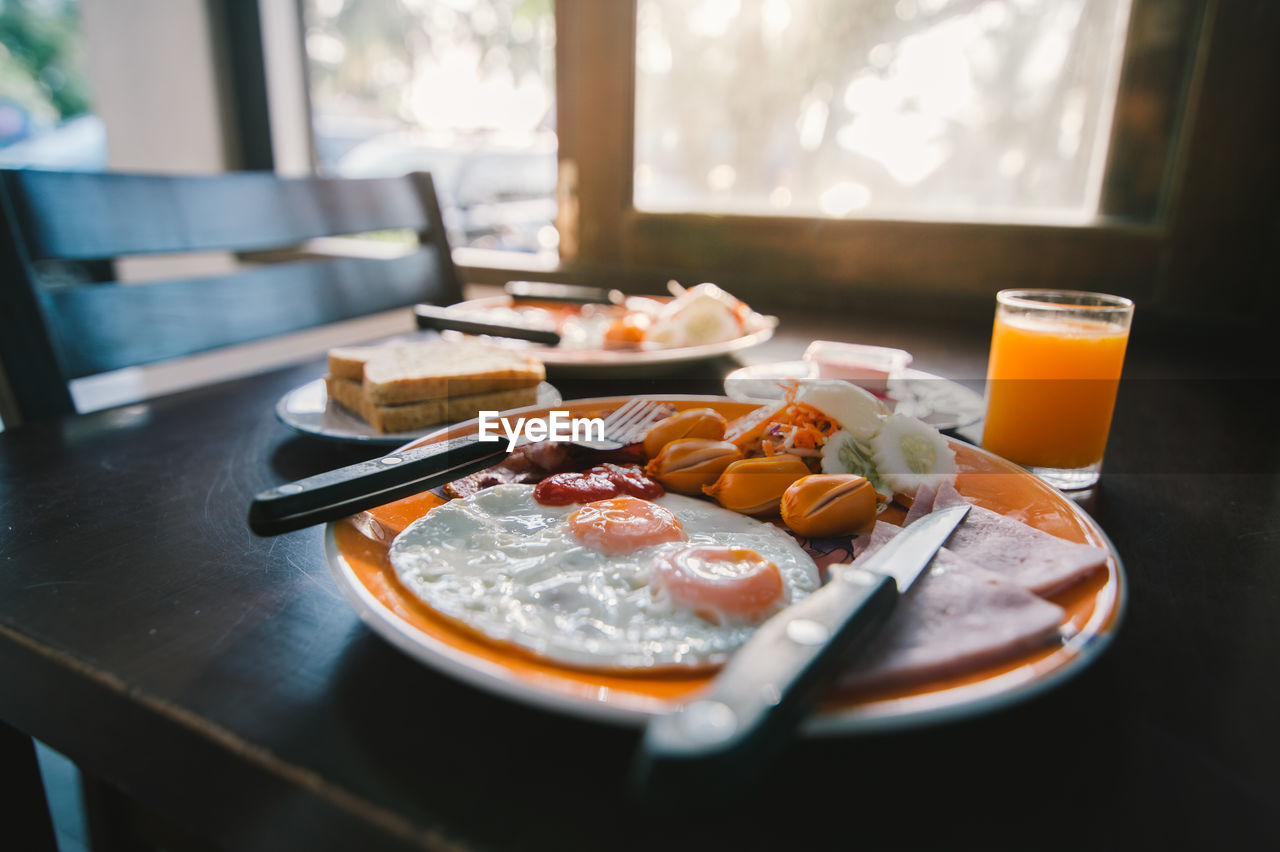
left=1, top=307, right=1277, bottom=851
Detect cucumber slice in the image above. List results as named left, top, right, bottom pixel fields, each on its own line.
left=820, top=429, right=890, bottom=495
left=869, top=414, right=957, bottom=496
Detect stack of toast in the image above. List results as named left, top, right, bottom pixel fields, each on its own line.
left=325, top=339, right=545, bottom=433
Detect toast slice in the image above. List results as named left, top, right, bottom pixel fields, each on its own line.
left=327, top=339, right=545, bottom=405
left=325, top=376, right=540, bottom=434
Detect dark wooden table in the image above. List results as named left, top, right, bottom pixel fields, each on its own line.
left=2, top=308, right=1277, bottom=851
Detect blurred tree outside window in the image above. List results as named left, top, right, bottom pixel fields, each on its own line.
left=302, top=0, right=558, bottom=260
left=0, top=0, right=105, bottom=169
left=635, top=0, right=1132, bottom=224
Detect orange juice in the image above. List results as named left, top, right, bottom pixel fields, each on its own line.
left=982, top=313, right=1130, bottom=470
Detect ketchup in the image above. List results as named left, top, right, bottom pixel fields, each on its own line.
left=533, top=463, right=664, bottom=506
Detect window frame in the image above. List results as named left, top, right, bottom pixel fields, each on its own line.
left=549, top=0, right=1277, bottom=325
left=278, top=0, right=1277, bottom=324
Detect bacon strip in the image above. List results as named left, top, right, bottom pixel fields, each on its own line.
left=442, top=441, right=643, bottom=499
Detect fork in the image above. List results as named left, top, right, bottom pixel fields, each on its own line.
left=574, top=398, right=671, bottom=449
left=248, top=398, right=673, bottom=536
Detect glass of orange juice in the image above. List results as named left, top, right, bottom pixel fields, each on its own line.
left=982, top=290, right=1134, bottom=490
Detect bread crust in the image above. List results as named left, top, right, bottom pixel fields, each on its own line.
left=327, top=340, right=544, bottom=405
left=325, top=376, right=540, bottom=433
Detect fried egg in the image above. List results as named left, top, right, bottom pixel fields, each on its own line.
left=389, top=483, right=820, bottom=670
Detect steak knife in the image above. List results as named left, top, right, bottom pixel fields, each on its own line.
left=632, top=502, right=971, bottom=803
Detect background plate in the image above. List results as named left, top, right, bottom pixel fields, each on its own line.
left=437, top=295, right=777, bottom=377
left=325, top=395, right=1125, bottom=735
left=725, top=360, right=985, bottom=432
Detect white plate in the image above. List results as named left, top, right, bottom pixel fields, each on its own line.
left=325, top=395, right=1125, bottom=736
left=436, top=295, right=778, bottom=376
left=724, top=360, right=986, bottom=432
left=275, top=378, right=562, bottom=445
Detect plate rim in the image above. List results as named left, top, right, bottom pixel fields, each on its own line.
left=275, top=377, right=563, bottom=446
left=325, top=393, right=1126, bottom=735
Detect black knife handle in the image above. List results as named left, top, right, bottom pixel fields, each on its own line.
left=247, top=436, right=506, bottom=536
left=504, top=280, right=623, bottom=305
left=632, top=566, right=898, bottom=804
left=413, top=304, right=561, bottom=346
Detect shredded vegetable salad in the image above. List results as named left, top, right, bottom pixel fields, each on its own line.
left=726, top=384, right=841, bottom=463
left=724, top=378, right=956, bottom=501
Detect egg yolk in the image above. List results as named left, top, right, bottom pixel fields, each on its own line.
left=653, top=545, right=785, bottom=624
left=568, top=497, right=687, bottom=555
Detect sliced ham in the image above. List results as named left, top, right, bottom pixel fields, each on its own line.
left=837, top=522, right=1065, bottom=691
left=838, top=551, right=1065, bottom=692
left=901, top=482, right=938, bottom=526
left=927, top=484, right=1110, bottom=596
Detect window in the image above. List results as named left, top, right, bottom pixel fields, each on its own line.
left=283, top=1, right=1272, bottom=321
left=0, top=0, right=105, bottom=170
left=633, top=0, right=1132, bottom=224
left=555, top=0, right=1249, bottom=314
left=300, top=0, right=558, bottom=262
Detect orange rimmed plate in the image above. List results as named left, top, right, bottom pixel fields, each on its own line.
left=325, top=395, right=1125, bottom=735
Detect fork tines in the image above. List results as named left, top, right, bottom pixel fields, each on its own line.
left=601, top=399, right=674, bottom=446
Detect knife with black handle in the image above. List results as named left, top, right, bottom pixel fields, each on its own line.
left=247, top=436, right=506, bottom=536
left=631, top=503, right=971, bottom=804
left=413, top=303, right=561, bottom=346
left=504, top=280, right=624, bottom=305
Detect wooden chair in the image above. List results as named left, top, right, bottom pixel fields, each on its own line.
left=0, top=169, right=463, bottom=427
